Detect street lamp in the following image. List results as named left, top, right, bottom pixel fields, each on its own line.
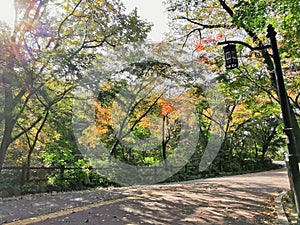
left=223, top=44, right=238, bottom=69
left=218, top=24, right=300, bottom=221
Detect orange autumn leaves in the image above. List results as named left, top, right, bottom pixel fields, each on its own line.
left=194, top=33, right=225, bottom=51
left=93, top=97, right=178, bottom=138
left=160, top=98, right=176, bottom=117
left=194, top=33, right=225, bottom=64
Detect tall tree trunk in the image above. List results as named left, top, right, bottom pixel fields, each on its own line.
left=255, top=144, right=259, bottom=162
left=25, top=110, right=49, bottom=180
left=261, top=146, right=267, bottom=161
left=0, top=77, right=16, bottom=170
left=162, top=116, right=167, bottom=161
left=0, top=132, right=12, bottom=170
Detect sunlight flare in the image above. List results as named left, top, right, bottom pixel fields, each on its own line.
left=0, top=0, right=15, bottom=26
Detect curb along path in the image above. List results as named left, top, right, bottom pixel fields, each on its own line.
left=1, top=168, right=289, bottom=225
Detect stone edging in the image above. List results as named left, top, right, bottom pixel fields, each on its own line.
left=275, top=191, right=290, bottom=225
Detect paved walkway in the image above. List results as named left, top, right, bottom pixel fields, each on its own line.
left=0, top=168, right=290, bottom=225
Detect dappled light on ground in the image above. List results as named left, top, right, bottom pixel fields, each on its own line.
left=1, top=169, right=289, bottom=225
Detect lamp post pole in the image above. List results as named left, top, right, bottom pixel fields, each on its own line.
left=266, top=25, right=300, bottom=220
left=218, top=24, right=300, bottom=220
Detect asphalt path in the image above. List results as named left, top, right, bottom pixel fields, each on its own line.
left=0, top=168, right=290, bottom=225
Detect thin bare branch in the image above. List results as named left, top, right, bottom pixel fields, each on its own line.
left=179, top=16, right=228, bottom=29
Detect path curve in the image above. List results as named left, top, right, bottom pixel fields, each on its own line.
left=1, top=168, right=289, bottom=224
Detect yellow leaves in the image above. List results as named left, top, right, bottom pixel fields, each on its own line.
left=96, top=125, right=109, bottom=135
left=139, top=117, right=150, bottom=127
left=230, top=104, right=252, bottom=129
left=101, top=83, right=111, bottom=90
left=79, top=125, right=109, bottom=147
left=95, top=102, right=111, bottom=124
left=78, top=101, right=112, bottom=148
left=79, top=125, right=99, bottom=148
left=186, top=23, right=195, bottom=30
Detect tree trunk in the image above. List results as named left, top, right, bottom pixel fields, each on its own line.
left=162, top=116, right=167, bottom=161
left=0, top=77, right=16, bottom=170
left=255, top=144, right=259, bottom=162
left=261, top=146, right=267, bottom=161
left=0, top=133, right=12, bottom=171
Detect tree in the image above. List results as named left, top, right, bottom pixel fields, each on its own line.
left=165, top=0, right=299, bottom=103
left=165, top=0, right=300, bottom=158
left=71, top=39, right=229, bottom=186
left=75, top=58, right=182, bottom=165
left=0, top=0, right=151, bottom=170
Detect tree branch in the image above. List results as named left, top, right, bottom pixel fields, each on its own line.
left=57, top=0, right=83, bottom=41
left=178, top=16, right=228, bottom=29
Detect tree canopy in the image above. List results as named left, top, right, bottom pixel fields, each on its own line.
left=0, top=0, right=298, bottom=191
left=0, top=0, right=151, bottom=169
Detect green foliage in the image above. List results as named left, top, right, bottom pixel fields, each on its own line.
left=1, top=0, right=296, bottom=196
left=0, top=0, right=152, bottom=170
left=273, top=0, right=300, bottom=58
left=132, top=124, right=152, bottom=140
left=143, top=156, right=160, bottom=165
left=233, top=0, right=268, bottom=33
left=46, top=163, right=112, bottom=191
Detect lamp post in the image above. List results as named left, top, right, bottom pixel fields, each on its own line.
left=266, top=25, right=300, bottom=221
left=223, top=44, right=238, bottom=69
left=218, top=24, right=300, bottom=220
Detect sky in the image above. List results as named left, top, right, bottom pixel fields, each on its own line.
left=0, top=0, right=15, bottom=26
left=121, top=0, right=169, bottom=42
left=0, top=0, right=169, bottom=42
